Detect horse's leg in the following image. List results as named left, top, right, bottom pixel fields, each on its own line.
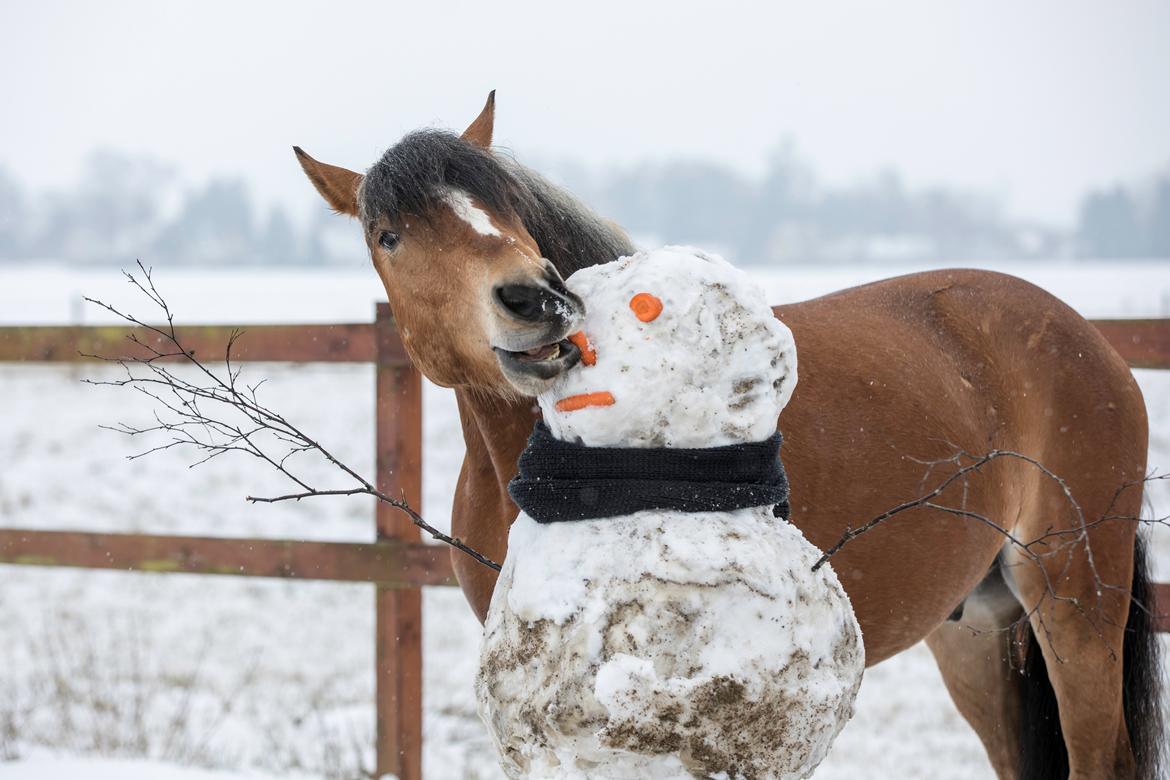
left=926, top=565, right=1025, bottom=779
left=1006, top=519, right=1139, bottom=779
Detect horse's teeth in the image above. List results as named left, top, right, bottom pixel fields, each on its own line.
left=520, top=343, right=559, bottom=360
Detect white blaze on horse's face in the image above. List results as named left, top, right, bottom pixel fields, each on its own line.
left=442, top=188, right=502, bottom=237
left=538, top=247, right=798, bottom=449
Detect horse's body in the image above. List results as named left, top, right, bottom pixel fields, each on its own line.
left=450, top=269, right=1154, bottom=779
left=296, top=94, right=1162, bottom=779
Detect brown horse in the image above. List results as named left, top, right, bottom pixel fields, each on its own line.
left=295, top=94, right=1163, bottom=779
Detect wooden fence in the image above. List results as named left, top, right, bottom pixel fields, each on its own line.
left=0, top=311, right=1167, bottom=778
left=0, top=303, right=451, bottom=780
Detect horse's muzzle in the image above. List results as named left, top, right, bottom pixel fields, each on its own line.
left=493, top=337, right=582, bottom=384
left=490, top=266, right=585, bottom=392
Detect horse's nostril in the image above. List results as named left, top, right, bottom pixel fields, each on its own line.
left=495, top=284, right=547, bottom=322
left=544, top=268, right=571, bottom=298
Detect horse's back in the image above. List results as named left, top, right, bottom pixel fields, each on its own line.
left=774, top=268, right=1147, bottom=662
left=785, top=267, right=1146, bottom=461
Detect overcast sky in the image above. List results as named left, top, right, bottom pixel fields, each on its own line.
left=2, top=0, right=1168, bottom=226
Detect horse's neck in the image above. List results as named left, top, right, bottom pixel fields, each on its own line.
left=449, top=387, right=538, bottom=621
left=454, top=389, right=539, bottom=489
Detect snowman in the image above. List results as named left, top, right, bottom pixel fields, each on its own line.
left=476, top=247, right=863, bottom=780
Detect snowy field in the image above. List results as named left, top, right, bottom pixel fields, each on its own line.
left=0, top=260, right=1168, bottom=779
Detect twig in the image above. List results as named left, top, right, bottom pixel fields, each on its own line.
left=85, top=261, right=501, bottom=572
left=812, top=446, right=1166, bottom=661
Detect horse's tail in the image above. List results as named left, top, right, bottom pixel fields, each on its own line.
left=1122, top=533, right=1164, bottom=779
left=1018, top=533, right=1164, bottom=779
left=1018, top=620, right=1067, bottom=780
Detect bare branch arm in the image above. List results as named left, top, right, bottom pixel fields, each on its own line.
left=86, top=263, right=502, bottom=572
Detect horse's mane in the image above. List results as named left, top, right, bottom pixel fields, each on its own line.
left=359, top=130, right=635, bottom=275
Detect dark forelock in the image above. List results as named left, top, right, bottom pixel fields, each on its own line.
left=358, top=129, right=635, bottom=276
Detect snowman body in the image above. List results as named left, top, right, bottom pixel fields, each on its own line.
left=476, top=247, right=863, bottom=780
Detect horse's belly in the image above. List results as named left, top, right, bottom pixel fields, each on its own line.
left=476, top=508, right=864, bottom=780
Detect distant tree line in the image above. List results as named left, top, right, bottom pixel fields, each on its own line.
left=0, top=151, right=348, bottom=267
left=561, top=151, right=1048, bottom=264
left=0, top=148, right=1166, bottom=267
left=561, top=151, right=1170, bottom=264
left=1077, top=177, right=1170, bottom=259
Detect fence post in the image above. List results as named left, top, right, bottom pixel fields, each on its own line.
left=374, top=303, right=424, bottom=780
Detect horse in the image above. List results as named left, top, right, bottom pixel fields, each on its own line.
left=294, top=93, right=1163, bottom=779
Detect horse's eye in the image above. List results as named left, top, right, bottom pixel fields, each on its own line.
left=378, top=231, right=400, bottom=251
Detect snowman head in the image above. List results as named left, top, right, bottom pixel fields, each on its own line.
left=538, top=247, right=797, bottom=449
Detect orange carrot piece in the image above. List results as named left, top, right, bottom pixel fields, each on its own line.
left=555, top=391, right=615, bottom=412
left=567, top=331, right=597, bottom=366
left=630, top=292, right=663, bottom=322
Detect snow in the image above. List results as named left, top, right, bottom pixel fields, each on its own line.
left=0, top=753, right=327, bottom=780
left=539, top=247, right=797, bottom=448
left=2, top=259, right=1167, bottom=327
left=476, top=249, right=860, bottom=778
left=0, top=260, right=1167, bottom=779
left=481, top=509, right=862, bottom=779
left=442, top=189, right=502, bottom=238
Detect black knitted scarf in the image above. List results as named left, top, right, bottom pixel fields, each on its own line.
left=508, top=423, right=790, bottom=523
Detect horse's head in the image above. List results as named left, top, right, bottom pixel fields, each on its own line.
left=295, top=93, right=628, bottom=397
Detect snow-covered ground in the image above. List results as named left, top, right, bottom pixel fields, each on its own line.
left=0, top=260, right=1167, bottom=779
left=0, top=752, right=313, bottom=780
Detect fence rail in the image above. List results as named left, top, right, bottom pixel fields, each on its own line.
left=0, top=312, right=1168, bottom=778
left=1091, top=318, right=1170, bottom=369
left=0, top=321, right=388, bottom=363
left=0, top=529, right=456, bottom=587
left=0, top=303, right=436, bottom=780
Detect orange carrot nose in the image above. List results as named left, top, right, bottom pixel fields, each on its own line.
left=630, top=292, right=663, bottom=322
left=555, top=391, right=615, bottom=412
left=567, top=331, right=597, bottom=366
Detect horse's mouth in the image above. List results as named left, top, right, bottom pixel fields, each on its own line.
left=493, top=338, right=581, bottom=383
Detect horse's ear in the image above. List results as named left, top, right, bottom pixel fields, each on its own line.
left=293, top=146, right=362, bottom=217
left=461, top=90, right=496, bottom=149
